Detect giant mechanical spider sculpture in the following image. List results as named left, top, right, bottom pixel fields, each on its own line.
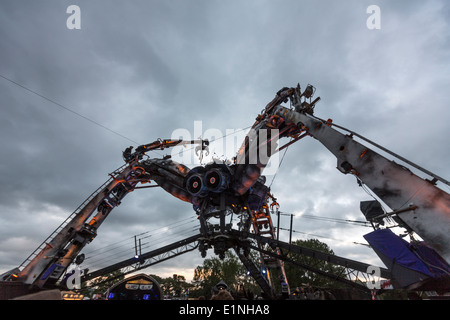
left=5, top=83, right=450, bottom=299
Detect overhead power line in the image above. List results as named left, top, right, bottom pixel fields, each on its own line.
left=278, top=211, right=371, bottom=227
left=277, top=227, right=370, bottom=247
left=0, top=73, right=140, bottom=145
left=1, top=74, right=259, bottom=160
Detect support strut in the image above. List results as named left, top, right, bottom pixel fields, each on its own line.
left=233, top=247, right=276, bottom=299
left=236, top=230, right=391, bottom=279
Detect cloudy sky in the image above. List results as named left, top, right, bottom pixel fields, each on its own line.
left=1, top=0, right=449, bottom=283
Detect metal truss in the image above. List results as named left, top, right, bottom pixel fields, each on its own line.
left=247, top=242, right=371, bottom=293
left=80, top=234, right=201, bottom=285
left=235, top=230, right=390, bottom=292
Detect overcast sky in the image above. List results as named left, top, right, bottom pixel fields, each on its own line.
left=1, top=0, right=449, bottom=284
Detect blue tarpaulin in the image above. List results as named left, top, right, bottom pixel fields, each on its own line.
left=364, top=229, right=450, bottom=278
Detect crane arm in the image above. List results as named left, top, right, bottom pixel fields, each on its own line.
left=123, top=138, right=209, bottom=163
left=269, top=103, right=450, bottom=263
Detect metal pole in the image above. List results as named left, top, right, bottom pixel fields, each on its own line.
left=289, top=214, right=293, bottom=245
left=220, top=194, right=226, bottom=233
left=277, top=210, right=280, bottom=241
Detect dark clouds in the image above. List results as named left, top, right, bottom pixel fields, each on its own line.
left=1, top=0, right=449, bottom=281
